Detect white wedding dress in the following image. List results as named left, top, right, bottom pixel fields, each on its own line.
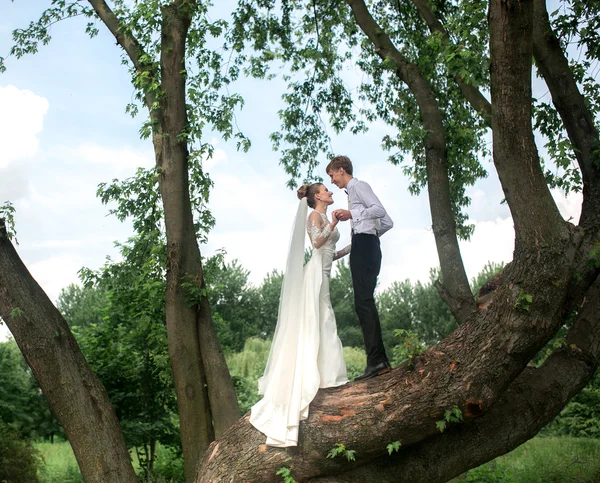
left=249, top=201, right=349, bottom=447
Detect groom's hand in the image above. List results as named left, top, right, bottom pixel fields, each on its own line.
left=333, top=209, right=351, bottom=221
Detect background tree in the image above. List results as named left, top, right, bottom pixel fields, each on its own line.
left=0, top=1, right=246, bottom=479
left=0, top=340, right=61, bottom=441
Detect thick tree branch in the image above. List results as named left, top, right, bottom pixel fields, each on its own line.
left=489, top=0, right=566, bottom=248
left=0, top=220, right=137, bottom=483
left=197, top=221, right=584, bottom=481
left=410, top=0, right=492, bottom=126
left=532, top=0, right=600, bottom=230
left=345, top=0, right=475, bottom=323
left=310, top=276, right=600, bottom=482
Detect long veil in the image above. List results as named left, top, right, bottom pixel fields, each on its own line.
left=250, top=197, right=323, bottom=446
left=257, top=197, right=308, bottom=394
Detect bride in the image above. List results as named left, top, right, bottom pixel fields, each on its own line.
left=249, top=182, right=350, bottom=447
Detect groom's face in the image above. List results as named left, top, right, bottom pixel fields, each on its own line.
left=328, top=168, right=347, bottom=189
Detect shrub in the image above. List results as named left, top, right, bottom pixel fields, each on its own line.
left=0, top=419, right=42, bottom=483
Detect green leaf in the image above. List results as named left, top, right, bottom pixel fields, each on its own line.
left=387, top=440, right=401, bottom=455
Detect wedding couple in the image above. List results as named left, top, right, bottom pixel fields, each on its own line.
left=250, top=155, right=394, bottom=447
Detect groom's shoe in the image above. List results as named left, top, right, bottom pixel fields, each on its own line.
left=354, top=361, right=392, bottom=382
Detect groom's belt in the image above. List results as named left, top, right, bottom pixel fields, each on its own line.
left=352, top=231, right=379, bottom=237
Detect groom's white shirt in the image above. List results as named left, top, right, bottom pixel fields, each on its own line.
left=347, top=177, right=393, bottom=237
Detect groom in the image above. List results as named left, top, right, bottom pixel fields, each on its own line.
left=328, top=155, right=394, bottom=381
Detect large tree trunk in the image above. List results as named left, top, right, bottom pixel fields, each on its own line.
left=196, top=230, right=595, bottom=481
left=0, top=222, right=137, bottom=483
left=309, top=279, right=600, bottom=482
left=155, top=3, right=240, bottom=480
left=88, top=1, right=241, bottom=479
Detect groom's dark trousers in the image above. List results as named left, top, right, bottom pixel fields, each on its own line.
left=350, top=233, right=388, bottom=366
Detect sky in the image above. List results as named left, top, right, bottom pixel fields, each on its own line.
left=0, top=3, right=582, bottom=342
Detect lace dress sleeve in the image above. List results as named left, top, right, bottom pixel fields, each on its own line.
left=307, top=212, right=333, bottom=249
left=333, top=244, right=351, bottom=260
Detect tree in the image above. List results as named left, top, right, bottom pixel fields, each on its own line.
left=1, top=0, right=600, bottom=482
left=59, top=249, right=181, bottom=478
left=205, top=258, right=262, bottom=353
left=195, top=0, right=600, bottom=480
left=330, top=260, right=363, bottom=348
left=0, top=419, right=42, bottom=483
left=256, top=269, right=284, bottom=338
left=0, top=340, right=59, bottom=440
left=1, top=1, right=243, bottom=480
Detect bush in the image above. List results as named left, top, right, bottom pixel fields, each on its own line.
left=148, top=445, right=185, bottom=482
left=543, top=370, right=600, bottom=438
left=343, top=346, right=366, bottom=380
left=0, top=419, right=42, bottom=483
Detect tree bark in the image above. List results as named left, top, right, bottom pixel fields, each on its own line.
left=489, top=0, right=565, bottom=249
left=532, top=0, right=600, bottom=230
left=0, top=222, right=137, bottom=483
left=346, top=0, right=475, bottom=323
left=155, top=3, right=240, bottom=479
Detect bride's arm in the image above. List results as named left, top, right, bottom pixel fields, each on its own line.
left=307, top=212, right=338, bottom=249
left=333, top=244, right=351, bottom=260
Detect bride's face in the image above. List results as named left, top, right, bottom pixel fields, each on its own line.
left=316, top=185, right=334, bottom=205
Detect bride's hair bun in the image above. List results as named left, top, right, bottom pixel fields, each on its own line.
left=297, top=184, right=309, bottom=200
left=297, top=182, right=322, bottom=208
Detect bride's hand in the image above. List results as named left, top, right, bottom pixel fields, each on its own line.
left=331, top=211, right=339, bottom=227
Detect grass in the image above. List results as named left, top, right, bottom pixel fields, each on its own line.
left=35, top=440, right=81, bottom=483
left=35, top=440, right=184, bottom=483
left=36, top=436, right=600, bottom=483
left=456, top=437, right=600, bottom=482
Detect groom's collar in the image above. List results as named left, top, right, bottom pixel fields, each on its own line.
left=346, top=177, right=357, bottom=191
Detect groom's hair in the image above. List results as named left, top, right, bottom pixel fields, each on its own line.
left=326, top=155, right=353, bottom=175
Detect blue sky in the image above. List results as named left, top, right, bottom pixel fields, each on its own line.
left=0, top=2, right=581, bottom=341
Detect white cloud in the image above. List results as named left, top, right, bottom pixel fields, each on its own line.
left=62, top=143, right=153, bottom=172
left=460, top=217, right=515, bottom=281
left=552, top=189, right=582, bottom=224
left=27, top=255, right=88, bottom=303
left=0, top=85, right=49, bottom=169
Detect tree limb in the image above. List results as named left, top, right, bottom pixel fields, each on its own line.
left=308, top=275, right=600, bottom=482
left=489, top=0, right=566, bottom=248
left=410, top=0, right=492, bottom=126
left=345, top=0, right=475, bottom=323
left=87, top=0, right=159, bottom=114
left=0, top=220, right=137, bottom=483
left=532, top=0, right=600, bottom=230
left=197, top=220, right=585, bottom=481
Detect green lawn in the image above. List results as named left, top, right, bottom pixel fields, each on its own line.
left=457, top=437, right=600, bottom=482
left=36, top=441, right=82, bottom=483
left=35, top=440, right=184, bottom=483
left=36, top=436, right=600, bottom=483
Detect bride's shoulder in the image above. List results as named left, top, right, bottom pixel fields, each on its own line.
left=307, top=210, right=326, bottom=225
